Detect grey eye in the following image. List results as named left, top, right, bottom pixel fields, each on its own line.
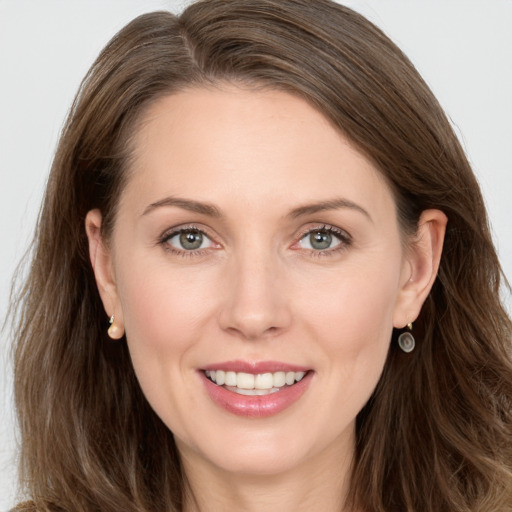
left=299, top=229, right=342, bottom=251
left=180, top=230, right=203, bottom=250
left=167, top=229, right=212, bottom=251
left=309, top=231, right=332, bottom=250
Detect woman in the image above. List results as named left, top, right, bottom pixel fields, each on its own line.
left=11, top=0, right=512, bottom=511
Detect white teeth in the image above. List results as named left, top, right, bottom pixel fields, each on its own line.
left=254, top=373, right=273, bottom=389
left=225, top=371, right=237, bottom=386
left=206, top=369, right=308, bottom=389
left=295, top=371, right=305, bottom=382
left=273, top=371, right=286, bottom=387
left=237, top=372, right=255, bottom=389
left=215, top=370, right=225, bottom=386
left=230, top=387, right=281, bottom=396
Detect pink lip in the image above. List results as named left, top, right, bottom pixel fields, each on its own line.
left=201, top=360, right=310, bottom=374
left=199, top=366, right=313, bottom=418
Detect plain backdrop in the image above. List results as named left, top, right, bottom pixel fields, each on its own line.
left=1, top=1, right=511, bottom=508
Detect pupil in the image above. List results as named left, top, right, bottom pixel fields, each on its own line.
left=180, top=230, right=203, bottom=250
left=310, top=231, right=332, bottom=250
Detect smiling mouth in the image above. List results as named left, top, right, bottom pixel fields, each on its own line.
left=204, top=370, right=308, bottom=396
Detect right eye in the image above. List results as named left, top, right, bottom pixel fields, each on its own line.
left=164, top=228, right=214, bottom=252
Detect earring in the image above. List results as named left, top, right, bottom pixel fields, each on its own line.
left=398, top=323, right=415, bottom=353
left=107, top=315, right=124, bottom=340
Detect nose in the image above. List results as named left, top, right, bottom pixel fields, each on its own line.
left=218, top=246, right=292, bottom=341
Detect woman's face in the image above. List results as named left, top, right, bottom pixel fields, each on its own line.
left=88, top=86, right=433, bottom=478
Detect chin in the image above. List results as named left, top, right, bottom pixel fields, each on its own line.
left=207, top=441, right=307, bottom=477
left=175, top=420, right=315, bottom=475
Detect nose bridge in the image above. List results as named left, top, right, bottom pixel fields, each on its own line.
left=219, top=237, right=291, bottom=339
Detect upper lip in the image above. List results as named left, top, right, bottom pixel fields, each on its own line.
left=201, top=360, right=311, bottom=374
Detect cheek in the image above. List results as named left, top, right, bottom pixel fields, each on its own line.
left=113, top=262, right=216, bottom=431
left=301, top=257, right=401, bottom=348
left=117, top=260, right=216, bottom=351
left=296, top=266, right=399, bottom=435
left=297, top=254, right=402, bottom=409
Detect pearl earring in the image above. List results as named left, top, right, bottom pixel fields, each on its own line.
left=107, top=315, right=124, bottom=340
left=398, top=323, right=415, bottom=353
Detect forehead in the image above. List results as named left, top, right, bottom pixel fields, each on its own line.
left=121, top=86, right=395, bottom=220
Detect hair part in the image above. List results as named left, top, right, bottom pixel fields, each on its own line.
left=11, top=1, right=512, bottom=511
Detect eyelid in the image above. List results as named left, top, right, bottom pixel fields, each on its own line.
left=156, top=222, right=351, bottom=258
left=158, top=224, right=221, bottom=253
left=296, top=224, right=351, bottom=242
left=292, top=224, right=352, bottom=254
left=168, top=230, right=213, bottom=250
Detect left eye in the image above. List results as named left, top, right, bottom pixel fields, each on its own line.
left=298, top=228, right=343, bottom=250
left=166, top=229, right=213, bottom=251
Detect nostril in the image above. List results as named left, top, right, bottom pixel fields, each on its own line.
left=218, top=297, right=292, bottom=341
left=223, top=323, right=283, bottom=341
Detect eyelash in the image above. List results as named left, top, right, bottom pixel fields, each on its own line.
left=295, top=224, right=352, bottom=258
left=158, top=225, right=216, bottom=258
left=158, top=224, right=352, bottom=258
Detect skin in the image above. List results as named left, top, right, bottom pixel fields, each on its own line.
left=86, top=86, right=446, bottom=512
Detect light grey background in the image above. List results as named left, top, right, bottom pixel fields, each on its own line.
left=1, top=1, right=511, bottom=508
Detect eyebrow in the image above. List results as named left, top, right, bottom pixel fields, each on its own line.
left=142, top=197, right=222, bottom=218
left=288, top=198, right=373, bottom=222
left=142, top=195, right=371, bottom=222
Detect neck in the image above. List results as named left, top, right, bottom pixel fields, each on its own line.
left=180, top=430, right=356, bottom=512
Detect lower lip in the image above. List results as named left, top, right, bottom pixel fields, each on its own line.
left=200, top=371, right=313, bottom=418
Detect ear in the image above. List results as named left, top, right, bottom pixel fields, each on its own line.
left=85, top=209, right=124, bottom=335
left=393, top=209, right=448, bottom=328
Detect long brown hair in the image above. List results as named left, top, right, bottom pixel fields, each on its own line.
left=11, top=1, right=512, bottom=511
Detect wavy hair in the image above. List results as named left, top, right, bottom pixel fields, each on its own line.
left=11, top=1, right=512, bottom=511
